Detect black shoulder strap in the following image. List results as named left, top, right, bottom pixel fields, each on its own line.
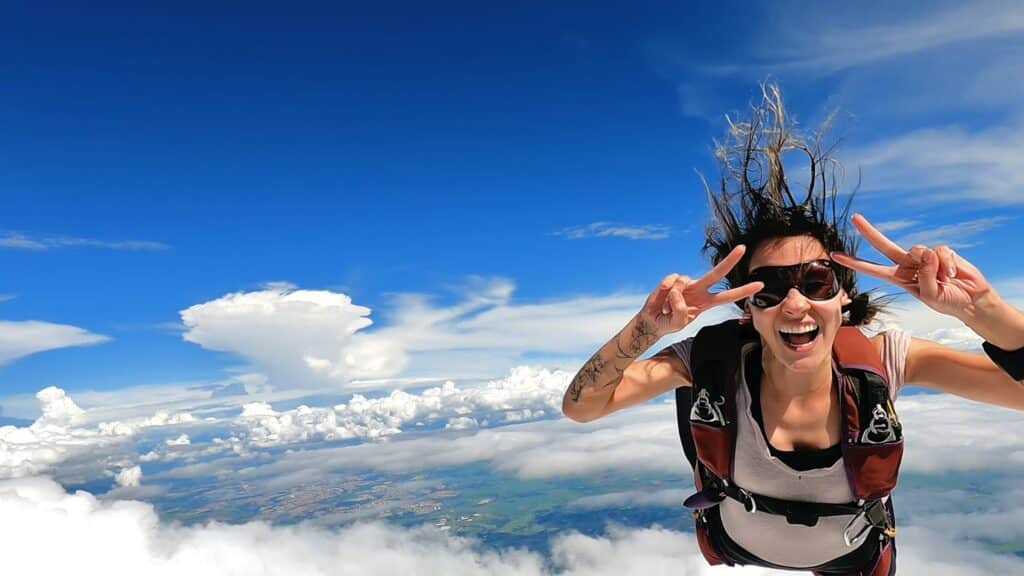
left=675, top=320, right=757, bottom=478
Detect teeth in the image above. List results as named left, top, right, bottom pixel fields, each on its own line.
left=779, top=324, right=818, bottom=334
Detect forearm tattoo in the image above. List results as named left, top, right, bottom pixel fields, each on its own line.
left=567, top=317, right=660, bottom=403
left=568, top=352, right=608, bottom=402
left=617, top=317, right=659, bottom=359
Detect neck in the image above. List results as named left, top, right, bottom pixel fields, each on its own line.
left=760, top=342, right=834, bottom=399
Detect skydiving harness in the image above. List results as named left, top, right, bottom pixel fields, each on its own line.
left=676, top=320, right=903, bottom=575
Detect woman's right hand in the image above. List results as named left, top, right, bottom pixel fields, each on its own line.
left=640, top=244, right=765, bottom=336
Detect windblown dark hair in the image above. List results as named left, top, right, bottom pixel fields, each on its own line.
left=701, top=83, right=889, bottom=326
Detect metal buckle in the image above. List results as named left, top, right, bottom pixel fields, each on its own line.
left=843, top=499, right=892, bottom=547
left=739, top=488, right=757, bottom=514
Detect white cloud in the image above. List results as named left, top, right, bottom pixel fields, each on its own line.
left=0, top=320, right=109, bottom=365
left=165, top=434, right=190, bottom=446
left=0, top=231, right=167, bottom=251
left=0, top=387, right=195, bottom=479
left=231, top=365, right=566, bottom=447
left=897, top=394, right=1024, bottom=474
left=0, top=475, right=787, bottom=576
left=892, top=217, right=1013, bottom=248
left=3, top=475, right=1024, bottom=575
left=180, top=286, right=385, bottom=387
left=872, top=219, right=919, bottom=233
left=180, top=280, right=646, bottom=389
left=551, top=222, right=672, bottom=240
left=850, top=123, right=1024, bottom=205
left=115, top=465, right=141, bottom=487
left=763, top=2, right=1024, bottom=74
left=868, top=275, right=1024, bottom=350
left=211, top=404, right=683, bottom=489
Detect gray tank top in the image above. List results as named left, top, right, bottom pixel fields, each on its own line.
left=670, top=329, right=909, bottom=567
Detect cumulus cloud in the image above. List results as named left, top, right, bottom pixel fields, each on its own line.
left=181, top=286, right=385, bottom=386
left=206, top=404, right=683, bottom=490
left=0, top=387, right=195, bottom=479
left=179, top=280, right=646, bottom=390
left=232, top=365, right=567, bottom=447
left=0, top=320, right=109, bottom=365
left=115, top=465, right=141, bottom=487
left=165, top=434, right=190, bottom=446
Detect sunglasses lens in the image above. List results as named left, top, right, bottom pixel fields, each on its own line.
left=747, top=260, right=838, bottom=308
left=801, top=263, right=838, bottom=299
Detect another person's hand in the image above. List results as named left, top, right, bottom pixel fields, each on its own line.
left=830, top=213, right=995, bottom=320
left=640, top=244, right=764, bottom=336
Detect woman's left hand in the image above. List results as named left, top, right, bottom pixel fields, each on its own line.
left=829, top=213, right=995, bottom=320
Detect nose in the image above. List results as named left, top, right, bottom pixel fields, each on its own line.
left=780, top=287, right=811, bottom=317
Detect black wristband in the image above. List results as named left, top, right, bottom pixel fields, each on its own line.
left=982, top=341, right=1024, bottom=381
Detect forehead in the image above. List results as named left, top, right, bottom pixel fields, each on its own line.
left=748, top=236, right=828, bottom=270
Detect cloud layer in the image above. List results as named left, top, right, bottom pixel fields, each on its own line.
left=3, top=474, right=1023, bottom=575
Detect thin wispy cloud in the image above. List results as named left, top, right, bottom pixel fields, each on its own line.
left=768, top=2, right=1024, bottom=73
left=0, top=320, right=110, bottom=365
left=872, top=219, right=919, bottom=233
left=0, top=232, right=168, bottom=251
left=850, top=124, right=1024, bottom=205
left=551, top=222, right=671, bottom=240
left=893, top=216, right=1011, bottom=249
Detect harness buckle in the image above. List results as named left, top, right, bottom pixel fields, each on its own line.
left=784, top=502, right=819, bottom=527
left=843, top=499, right=894, bottom=547
left=738, top=488, right=757, bottom=514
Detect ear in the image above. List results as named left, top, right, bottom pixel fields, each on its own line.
left=840, top=289, right=852, bottom=307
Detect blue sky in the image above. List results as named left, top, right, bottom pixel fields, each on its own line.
left=2, top=0, right=1023, bottom=401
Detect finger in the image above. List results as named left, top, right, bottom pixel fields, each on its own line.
left=850, top=213, right=912, bottom=266
left=829, top=251, right=898, bottom=282
left=662, top=277, right=693, bottom=314
left=948, top=248, right=984, bottom=280
left=708, top=281, right=764, bottom=306
left=918, top=249, right=940, bottom=301
left=934, top=245, right=957, bottom=278
left=645, top=273, right=678, bottom=313
left=667, top=288, right=688, bottom=314
left=893, top=245, right=928, bottom=284
left=695, top=244, right=746, bottom=289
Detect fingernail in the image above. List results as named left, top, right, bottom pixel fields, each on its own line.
left=948, top=265, right=956, bottom=277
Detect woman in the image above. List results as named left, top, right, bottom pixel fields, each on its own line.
left=561, top=85, right=1024, bottom=575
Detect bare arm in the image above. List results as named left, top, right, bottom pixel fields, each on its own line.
left=560, top=313, right=663, bottom=423
left=906, top=336, right=1024, bottom=410
left=562, top=245, right=762, bottom=423
left=832, top=214, right=1024, bottom=408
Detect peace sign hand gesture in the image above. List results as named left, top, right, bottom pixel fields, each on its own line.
left=641, top=245, right=764, bottom=337
left=829, top=214, right=995, bottom=320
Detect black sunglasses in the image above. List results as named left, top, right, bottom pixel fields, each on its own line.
left=746, top=259, right=841, bottom=309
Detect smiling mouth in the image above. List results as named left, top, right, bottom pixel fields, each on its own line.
left=779, top=327, right=820, bottom=348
